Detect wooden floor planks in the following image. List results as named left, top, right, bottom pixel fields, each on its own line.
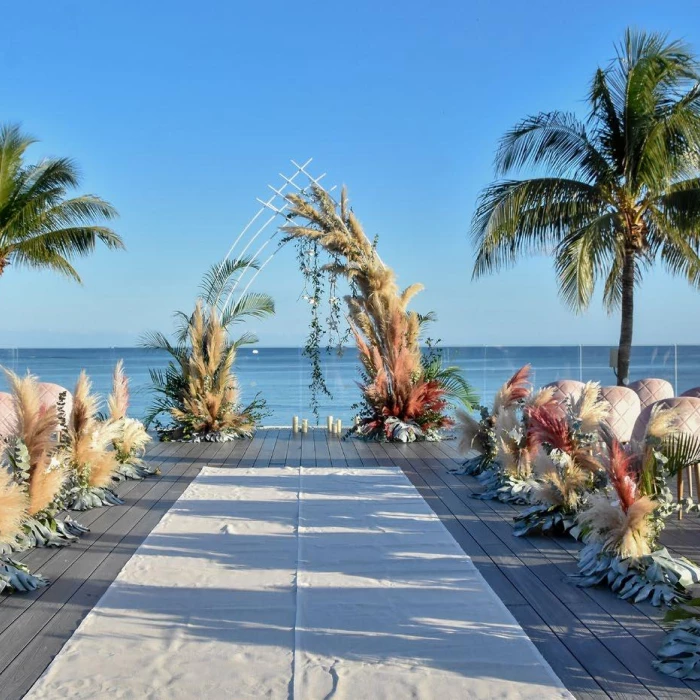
left=1, top=429, right=697, bottom=699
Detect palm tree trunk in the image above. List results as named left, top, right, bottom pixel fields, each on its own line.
left=616, top=248, right=636, bottom=386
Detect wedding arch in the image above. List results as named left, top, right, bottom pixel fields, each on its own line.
left=218, top=160, right=475, bottom=442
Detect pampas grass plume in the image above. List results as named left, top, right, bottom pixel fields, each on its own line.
left=0, top=471, right=28, bottom=543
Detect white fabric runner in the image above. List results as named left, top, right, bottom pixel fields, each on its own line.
left=26, top=466, right=571, bottom=699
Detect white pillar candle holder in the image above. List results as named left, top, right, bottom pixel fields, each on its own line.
left=335, top=419, right=342, bottom=435
left=292, top=416, right=299, bottom=434
left=302, top=418, right=309, bottom=434
left=327, top=415, right=334, bottom=432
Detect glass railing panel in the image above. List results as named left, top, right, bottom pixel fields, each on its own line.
left=1, top=344, right=699, bottom=427
left=475, top=345, right=580, bottom=409
left=675, top=345, right=700, bottom=396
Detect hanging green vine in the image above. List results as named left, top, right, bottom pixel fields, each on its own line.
left=296, top=239, right=330, bottom=423
left=290, top=239, right=351, bottom=424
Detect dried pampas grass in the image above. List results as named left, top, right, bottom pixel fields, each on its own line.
left=493, top=365, right=531, bottom=415
left=455, top=409, right=484, bottom=456
left=85, top=421, right=122, bottom=488
left=169, top=302, right=251, bottom=434
left=108, top=360, right=129, bottom=422
left=67, top=371, right=120, bottom=488
left=578, top=493, right=656, bottom=558
left=578, top=440, right=658, bottom=558
left=645, top=405, right=679, bottom=442
left=118, top=418, right=151, bottom=461
left=526, top=386, right=558, bottom=412
left=494, top=409, right=532, bottom=476
left=571, top=382, right=609, bottom=434
left=531, top=452, right=588, bottom=510
left=0, top=471, right=27, bottom=543
left=5, top=370, right=65, bottom=515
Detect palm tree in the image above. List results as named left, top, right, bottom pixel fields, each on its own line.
left=0, top=123, right=123, bottom=282
left=472, top=30, right=700, bottom=385
left=142, top=258, right=275, bottom=437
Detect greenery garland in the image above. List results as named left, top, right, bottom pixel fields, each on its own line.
left=293, top=238, right=349, bottom=424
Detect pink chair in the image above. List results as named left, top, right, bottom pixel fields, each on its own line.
left=630, top=396, right=700, bottom=514
left=543, top=379, right=585, bottom=406
left=0, top=392, right=16, bottom=442
left=681, top=387, right=700, bottom=399
left=628, top=378, right=674, bottom=410
left=37, top=383, right=73, bottom=425
left=599, top=386, right=641, bottom=443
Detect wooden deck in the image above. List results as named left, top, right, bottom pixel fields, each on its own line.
left=2, top=429, right=700, bottom=699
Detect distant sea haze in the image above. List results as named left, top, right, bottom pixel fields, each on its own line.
left=0, top=346, right=698, bottom=427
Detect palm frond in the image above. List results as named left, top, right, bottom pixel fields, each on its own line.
left=199, top=257, right=259, bottom=307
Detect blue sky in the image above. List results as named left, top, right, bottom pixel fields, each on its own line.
left=1, top=0, right=699, bottom=347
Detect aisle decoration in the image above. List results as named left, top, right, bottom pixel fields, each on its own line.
left=61, top=372, right=124, bottom=510
left=454, top=365, right=531, bottom=475
left=0, top=468, right=47, bottom=593
left=283, top=185, right=476, bottom=441
left=575, top=411, right=700, bottom=606
left=4, top=371, right=86, bottom=548
left=512, top=382, right=608, bottom=536
left=473, top=387, right=556, bottom=503
left=144, top=259, right=273, bottom=441
left=107, top=360, right=155, bottom=480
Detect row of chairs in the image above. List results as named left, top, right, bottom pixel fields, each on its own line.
left=545, top=378, right=700, bottom=507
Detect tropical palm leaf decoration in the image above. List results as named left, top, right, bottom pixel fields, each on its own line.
left=3, top=370, right=87, bottom=548
left=472, top=30, right=700, bottom=386
left=282, top=185, right=475, bottom=442
left=143, top=258, right=274, bottom=441
left=60, top=372, right=124, bottom=510
left=0, top=123, right=123, bottom=285
left=655, top=600, right=700, bottom=679
left=107, top=360, right=155, bottom=480
left=453, top=365, right=532, bottom=475
left=513, top=383, right=608, bottom=536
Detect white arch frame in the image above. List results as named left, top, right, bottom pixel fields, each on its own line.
left=219, top=159, right=338, bottom=310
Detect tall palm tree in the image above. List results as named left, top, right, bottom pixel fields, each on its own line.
left=472, top=30, right=700, bottom=385
left=0, top=123, right=122, bottom=282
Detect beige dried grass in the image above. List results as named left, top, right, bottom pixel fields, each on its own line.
left=5, top=370, right=65, bottom=515
left=571, top=382, right=610, bottom=434
left=0, top=470, right=27, bottom=543
left=66, top=371, right=120, bottom=488
left=578, top=494, right=656, bottom=558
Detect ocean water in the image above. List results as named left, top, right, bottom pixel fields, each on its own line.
left=0, top=346, right=699, bottom=427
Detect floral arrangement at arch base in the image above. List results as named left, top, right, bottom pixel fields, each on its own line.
left=107, top=360, right=155, bottom=480
left=512, top=382, right=609, bottom=536
left=575, top=414, right=700, bottom=607
left=282, top=185, right=476, bottom=443
left=144, top=259, right=274, bottom=442
left=4, top=371, right=87, bottom=550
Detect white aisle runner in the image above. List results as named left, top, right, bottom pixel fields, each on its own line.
left=26, top=467, right=571, bottom=699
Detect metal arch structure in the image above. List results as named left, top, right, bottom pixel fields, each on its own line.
left=218, top=159, right=338, bottom=311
